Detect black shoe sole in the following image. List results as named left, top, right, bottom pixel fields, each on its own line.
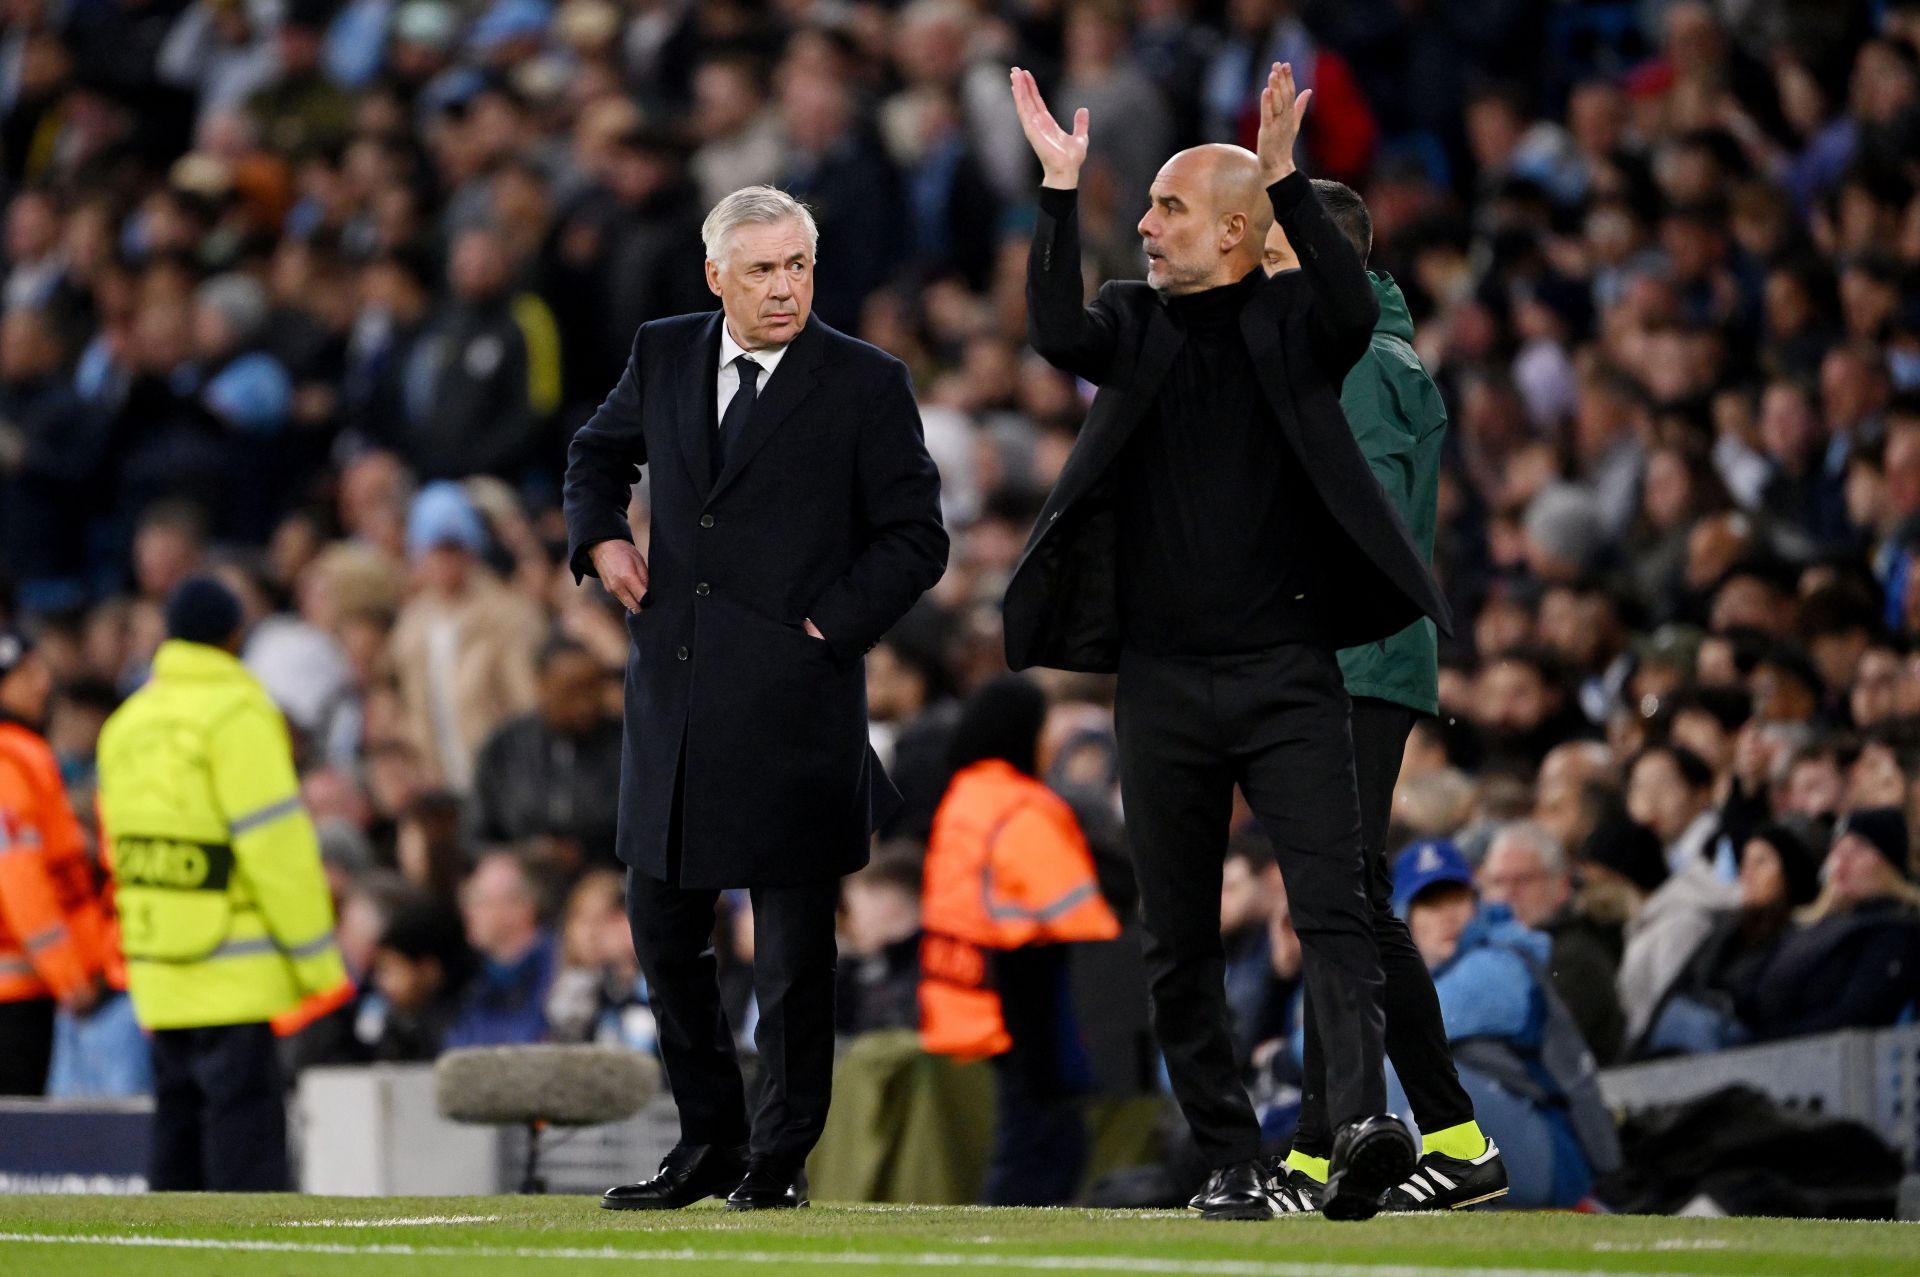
left=1194, top=1200, right=1274, bottom=1222
left=1322, top=1126, right=1417, bottom=1223
left=601, top=1192, right=716, bottom=1211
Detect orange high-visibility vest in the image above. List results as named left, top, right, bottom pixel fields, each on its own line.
left=0, top=722, right=108, bottom=1004
left=919, top=759, right=1120, bottom=1060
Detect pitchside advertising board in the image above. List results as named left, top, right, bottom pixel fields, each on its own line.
left=0, top=1099, right=151, bottom=1194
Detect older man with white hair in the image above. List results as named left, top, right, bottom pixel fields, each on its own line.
left=564, top=185, right=948, bottom=1212
left=1478, top=821, right=1626, bottom=1062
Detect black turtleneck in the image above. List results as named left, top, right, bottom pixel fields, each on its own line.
left=1116, top=268, right=1331, bottom=655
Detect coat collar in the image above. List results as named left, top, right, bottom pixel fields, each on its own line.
left=150, top=639, right=248, bottom=682
left=674, top=312, right=725, bottom=495
left=711, top=311, right=827, bottom=502
left=675, top=310, right=830, bottom=505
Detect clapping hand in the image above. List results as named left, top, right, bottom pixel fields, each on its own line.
left=1256, top=61, right=1312, bottom=185
left=1010, top=66, right=1089, bottom=190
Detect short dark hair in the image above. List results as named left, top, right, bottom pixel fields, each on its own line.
left=1311, top=179, right=1372, bottom=263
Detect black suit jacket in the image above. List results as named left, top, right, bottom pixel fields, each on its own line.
left=563, top=311, right=948, bottom=887
left=1003, top=175, right=1454, bottom=673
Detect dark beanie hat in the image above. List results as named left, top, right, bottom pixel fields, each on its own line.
left=1743, top=822, right=1822, bottom=907
left=164, top=577, right=244, bottom=647
left=1582, top=813, right=1670, bottom=895
left=946, top=675, right=1047, bottom=778
left=1837, top=807, right=1911, bottom=880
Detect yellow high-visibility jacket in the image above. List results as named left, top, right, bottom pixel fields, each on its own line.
left=96, top=640, right=346, bottom=1030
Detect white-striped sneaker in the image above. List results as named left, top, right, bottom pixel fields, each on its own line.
left=1380, top=1140, right=1509, bottom=1212
left=1263, top=1164, right=1323, bottom=1215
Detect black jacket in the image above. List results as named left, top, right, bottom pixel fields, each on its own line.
left=407, top=294, right=552, bottom=480
left=1003, top=175, right=1452, bottom=672
left=1748, top=899, right=1920, bottom=1041
left=563, top=310, right=948, bottom=887
left=468, top=712, right=625, bottom=865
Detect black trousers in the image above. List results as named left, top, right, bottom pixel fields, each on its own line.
left=0, top=998, right=54, bottom=1095
left=1114, top=643, right=1384, bottom=1168
left=983, top=946, right=1089, bottom=1206
left=1293, top=696, right=1475, bottom=1158
left=627, top=867, right=839, bottom=1171
left=148, top=1021, right=290, bottom=1191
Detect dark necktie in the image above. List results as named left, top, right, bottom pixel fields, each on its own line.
left=715, top=354, right=762, bottom=479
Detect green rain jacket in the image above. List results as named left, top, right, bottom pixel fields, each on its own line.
left=1335, top=272, right=1447, bottom=716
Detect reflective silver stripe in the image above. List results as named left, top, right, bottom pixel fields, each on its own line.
left=284, top=933, right=337, bottom=961
left=22, top=924, right=67, bottom=953
left=0, top=956, right=35, bottom=977
left=0, top=829, right=42, bottom=856
left=198, top=934, right=336, bottom=963
left=208, top=937, right=281, bottom=960
left=983, top=879, right=1097, bottom=924
left=228, top=796, right=302, bottom=837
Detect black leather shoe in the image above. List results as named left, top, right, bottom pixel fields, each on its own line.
left=1322, top=1115, right=1418, bottom=1222
left=724, top=1163, right=809, bottom=1211
left=1188, top=1160, right=1275, bottom=1221
left=601, top=1142, right=748, bottom=1210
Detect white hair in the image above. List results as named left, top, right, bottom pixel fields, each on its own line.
left=701, top=186, right=819, bottom=265
left=1488, top=821, right=1566, bottom=877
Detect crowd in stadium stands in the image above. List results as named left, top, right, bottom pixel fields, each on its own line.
left=4, top=0, right=1920, bottom=1205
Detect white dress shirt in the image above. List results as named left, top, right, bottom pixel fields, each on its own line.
left=717, top=323, right=793, bottom=426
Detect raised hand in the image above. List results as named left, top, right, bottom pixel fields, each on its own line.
left=1010, top=66, right=1089, bottom=190
left=1257, top=62, right=1312, bottom=184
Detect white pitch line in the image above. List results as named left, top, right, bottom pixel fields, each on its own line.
left=282, top=1215, right=502, bottom=1228
left=0, top=1230, right=1735, bottom=1277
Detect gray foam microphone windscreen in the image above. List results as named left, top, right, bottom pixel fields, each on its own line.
left=434, top=1045, right=660, bottom=1126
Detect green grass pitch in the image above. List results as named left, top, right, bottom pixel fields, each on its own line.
left=1, top=1195, right=1917, bottom=1276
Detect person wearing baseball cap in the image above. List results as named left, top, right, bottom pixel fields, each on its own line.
left=1384, top=835, right=1618, bottom=1210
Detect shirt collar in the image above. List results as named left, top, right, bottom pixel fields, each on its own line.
left=719, top=320, right=792, bottom=379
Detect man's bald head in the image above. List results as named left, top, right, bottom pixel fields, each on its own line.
left=1138, top=144, right=1273, bottom=295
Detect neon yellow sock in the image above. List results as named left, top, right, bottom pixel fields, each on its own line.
left=1422, top=1121, right=1488, bottom=1161
left=1284, top=1149, right=1329, bottom=1184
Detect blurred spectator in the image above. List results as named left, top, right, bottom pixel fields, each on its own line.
left=868, top=603, right=961, bottom=842
left=468, top=637, right=622, bottom=872
left=838, top=843, right=925, bottom=1038
left=1478, top=822, right=1625, bottom=1064
left=395, top=789, right=469, bottom=907
left=387, top=482, right=546, bottom=790
left=920, top=674, right=1119, bottom=1206
left=1747, top=809, right=1920, bottom=1040
left=245, top=0, right=354, bottom=157
left=402, top=226, right=562, bottom=481
left=545, top=868, right=653, bottom=1051
left=1219, top=833, right=1282, bottom=1059
left=777, top=64, right=902, bottom=328
left=1642, top=823, right=1824, bottom=1056
left=1392, top=839, right=1615, bottom=1210
left=545, top=125, right=709, bottom=398
left=0, top=305, right=110, bottom=611
left=357, top=899, right=473, bottom=1062
left=1624, top=743, right=1724, bottom=876
left=0, top=630, right=110, bottom=1095
left=445, top=849, right=556, bottom=1047
left=1615, top=800, right=1742, bottom=1054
